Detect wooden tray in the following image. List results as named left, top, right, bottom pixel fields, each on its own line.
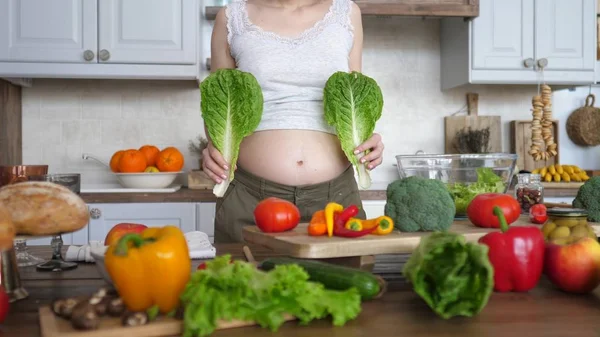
left=39, top=306, right=294, bottom=337
left=243, top=219, right=600, bottom=259
left=542, top=182, right=584, bottom=189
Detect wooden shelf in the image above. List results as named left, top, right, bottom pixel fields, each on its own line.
left=205, top=0, right=479, bottom=20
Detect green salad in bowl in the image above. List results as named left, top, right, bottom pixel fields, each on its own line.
left=447, top=168, right=507, bottom=216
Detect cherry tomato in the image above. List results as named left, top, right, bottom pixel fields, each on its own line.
left=0, top=286, right=9, bottom=323
left=197, top=258, right=233, bottom=270
left=529, top=204, right=548, bottom=224
left=254, top=197, right=300, bottom=233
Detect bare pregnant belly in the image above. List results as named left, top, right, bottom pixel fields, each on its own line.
left=237, top=130, right=350, bottom=186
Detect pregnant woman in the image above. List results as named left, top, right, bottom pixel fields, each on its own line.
left=203, top=0, right=384, bottom=243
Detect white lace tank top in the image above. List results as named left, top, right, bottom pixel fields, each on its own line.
left=225, top=0, right=355, bottom=134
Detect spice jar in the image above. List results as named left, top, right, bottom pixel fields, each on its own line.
left=514, top=173, right=544, bottom=214
left=541, top=208, right=596, bottom=244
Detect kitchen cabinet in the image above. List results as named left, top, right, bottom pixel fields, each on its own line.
left=441, top=0, right=597, bottom=89
left=0, top=0, right=199, bottom=80
left=362, top=200, right=387, bottom=220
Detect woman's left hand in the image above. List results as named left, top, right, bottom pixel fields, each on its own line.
left=354, top=133, right=384, bottom=170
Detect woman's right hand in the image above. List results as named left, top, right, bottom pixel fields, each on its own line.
left=202, top=141, right=230, bottom=184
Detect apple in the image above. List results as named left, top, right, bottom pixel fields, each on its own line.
left=104, top=223, right=148, bottom=246
left=544, top=237, right=600, bottom=294
left=0, top=286, right=8, bottom=323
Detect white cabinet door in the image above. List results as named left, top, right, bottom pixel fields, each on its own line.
left=98, top=0, right=197, bottom=65
left=361, top=200, right=386, bottom=220
left=535, top=0, right=596, bottom=71
left=0, top=0, right=97, bottom=63
left=472, top=0, right=535, bottom=70
left=196, top=202, right=215, bottom=241
left=87, top=203, right=196, bottom=242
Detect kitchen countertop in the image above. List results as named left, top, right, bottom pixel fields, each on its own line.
left=80, top=186, right=580, bottom=204
left=80, top=187, right=390, bottom=203
left=7, top=244, right=600, bottom=337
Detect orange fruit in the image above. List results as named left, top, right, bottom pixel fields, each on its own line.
left=156, top=147, right=185, bottom=172
left=118, top=149, right=147, bottom=173
left=139, top=145, right=160, bottom=167
left=109, top=150, right=125, bottom=172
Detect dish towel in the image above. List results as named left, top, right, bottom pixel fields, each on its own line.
left=65, top=241, right=103, bottom=263
left=64, top=231, right=216, bottom=262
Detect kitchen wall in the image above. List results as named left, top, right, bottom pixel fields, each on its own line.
left=21, top=16, right=562, bottom=187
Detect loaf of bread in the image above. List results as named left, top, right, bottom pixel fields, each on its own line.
left=0, top=205, right=15, bottom=251
left=0, top=181, right=89, bottom=236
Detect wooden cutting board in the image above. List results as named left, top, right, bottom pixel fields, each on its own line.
left=243, top=219, right=600, bottom=259
left=510, top=120, right=560, bottom=171
left=542, top=182, right=584, bottom=189
left=444, top=93, right=502, bottom=154
left=39, top=306, right=294, bottom=337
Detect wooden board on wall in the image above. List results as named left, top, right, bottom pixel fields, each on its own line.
left=510, top=120, right=560, bottom=171
left=0, top=80, right=22, bottom=166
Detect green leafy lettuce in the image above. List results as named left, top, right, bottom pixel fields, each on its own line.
left=200, top=69, right=263, bottom=197
left=402, top=232, right=494, bottom=319
left=181, top=255, right=362, bottom=337
left=447, top=167, right=506, bottom=215
left=323, top=71, right=383, bottom=190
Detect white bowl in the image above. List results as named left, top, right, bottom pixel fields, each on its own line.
left=90, top=245, right=113, bottom=286
left=115, top=171, right=181, bottom=189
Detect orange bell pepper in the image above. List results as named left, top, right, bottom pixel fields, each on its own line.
left=308, top=210, right=327, bottom=236
left=104, top=225, right=191, bottom=314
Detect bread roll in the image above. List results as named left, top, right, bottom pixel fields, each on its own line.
left=0, top=205, right=15, bottom=251
left=0, top=181, right=89, bottom=236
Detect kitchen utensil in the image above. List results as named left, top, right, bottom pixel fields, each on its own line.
left=187, top=170, right=215, bottom=189
left=39, top=306, right=295, bottom=337
left=510, top=120, right=560, bottom=171
left=0, top=164, right=49, bottom=267
left=444, top=93, right=502, bottom=154
left=82, top=153, right=181, bottom=189
left=0, top=248, right=28, bottom=302
left=243, top=219, right=600, bottom=259
left=27, top=173, right=81, bottom=272
left=0, top=164, right=48, bottom=186
left=566, top=94, right=600, bottom=146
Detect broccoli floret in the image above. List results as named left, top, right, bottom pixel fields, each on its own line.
left=384, top=176, right=456, bottom=232
left=573, top=176, right=600, bottom=222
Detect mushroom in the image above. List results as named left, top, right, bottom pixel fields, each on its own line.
left=70, top=301, right=100, bottom=330
left=107, top=297, right=126, bottom=317
left=122, top=311, right=149, bottom=327
left=51, top=297, right=80, bottom=319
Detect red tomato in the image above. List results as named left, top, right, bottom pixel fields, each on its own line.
left=254, top=197, right=300, bottom=233
left=0, top=286, right=9, bottom=323
left=529, top=204, right=548, bottom=224
left=467, top=193, right=521, bottom=228
left=197, top=259, right=233, bottom=270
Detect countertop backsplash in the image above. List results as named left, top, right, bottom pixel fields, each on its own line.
left=21, top=17, right=551, bottom=186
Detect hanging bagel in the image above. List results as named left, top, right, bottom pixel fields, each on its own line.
left=529, top=84, right=557, bottom=161
left=566, top=94, right=600, bottom=147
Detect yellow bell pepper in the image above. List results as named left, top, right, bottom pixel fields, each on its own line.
left=104, top=225, right=191, bottom=314
left=373, top=216, right=394, bottom=235
left=325, top=202, right=343, bottom=237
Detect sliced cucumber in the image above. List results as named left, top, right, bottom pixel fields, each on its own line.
left=259, top=257, right=385, bottom=300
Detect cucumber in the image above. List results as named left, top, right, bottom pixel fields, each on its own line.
left=259, top=257, right=385, bottom=300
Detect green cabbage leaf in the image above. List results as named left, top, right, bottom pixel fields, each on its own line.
left=323, top=71, right=383, bottom=189
left=200, top=69, right=263, bottom=197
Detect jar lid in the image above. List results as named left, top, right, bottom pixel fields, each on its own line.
left=547, top=207, right=588, bottom=217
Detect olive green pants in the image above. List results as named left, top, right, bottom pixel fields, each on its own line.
left=214, top=165, right=366, bottom=243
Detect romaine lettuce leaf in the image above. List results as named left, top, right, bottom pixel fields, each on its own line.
left=200, top=69, right=263, bottom=197
left=323, top=71, right=383, bottom=190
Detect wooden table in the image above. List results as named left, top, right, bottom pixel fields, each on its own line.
left=5, top=245, right=600, bottom=337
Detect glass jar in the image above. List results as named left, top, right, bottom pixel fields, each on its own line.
left=543, top=208, right=595, bottom=244
left=514, top=173, right=544, bottom=214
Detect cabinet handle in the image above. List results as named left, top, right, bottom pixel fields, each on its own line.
left=523, top=58, right=534, bottom=68
left=89, top=208, right=101, bottom=219
left=99, top=49, right=111, bottom=61
left=537, top=58, right=548, bottom=69
left=83, top=50, right=95, bottom=61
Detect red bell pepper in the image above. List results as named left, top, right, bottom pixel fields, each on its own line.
left=478, top=206, right=545, bottom=292
left=467, top=193, right=521, bottom=228
left=529, top=204, right=548, bottom=224
left=333, top=205, right=376, bottom=238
